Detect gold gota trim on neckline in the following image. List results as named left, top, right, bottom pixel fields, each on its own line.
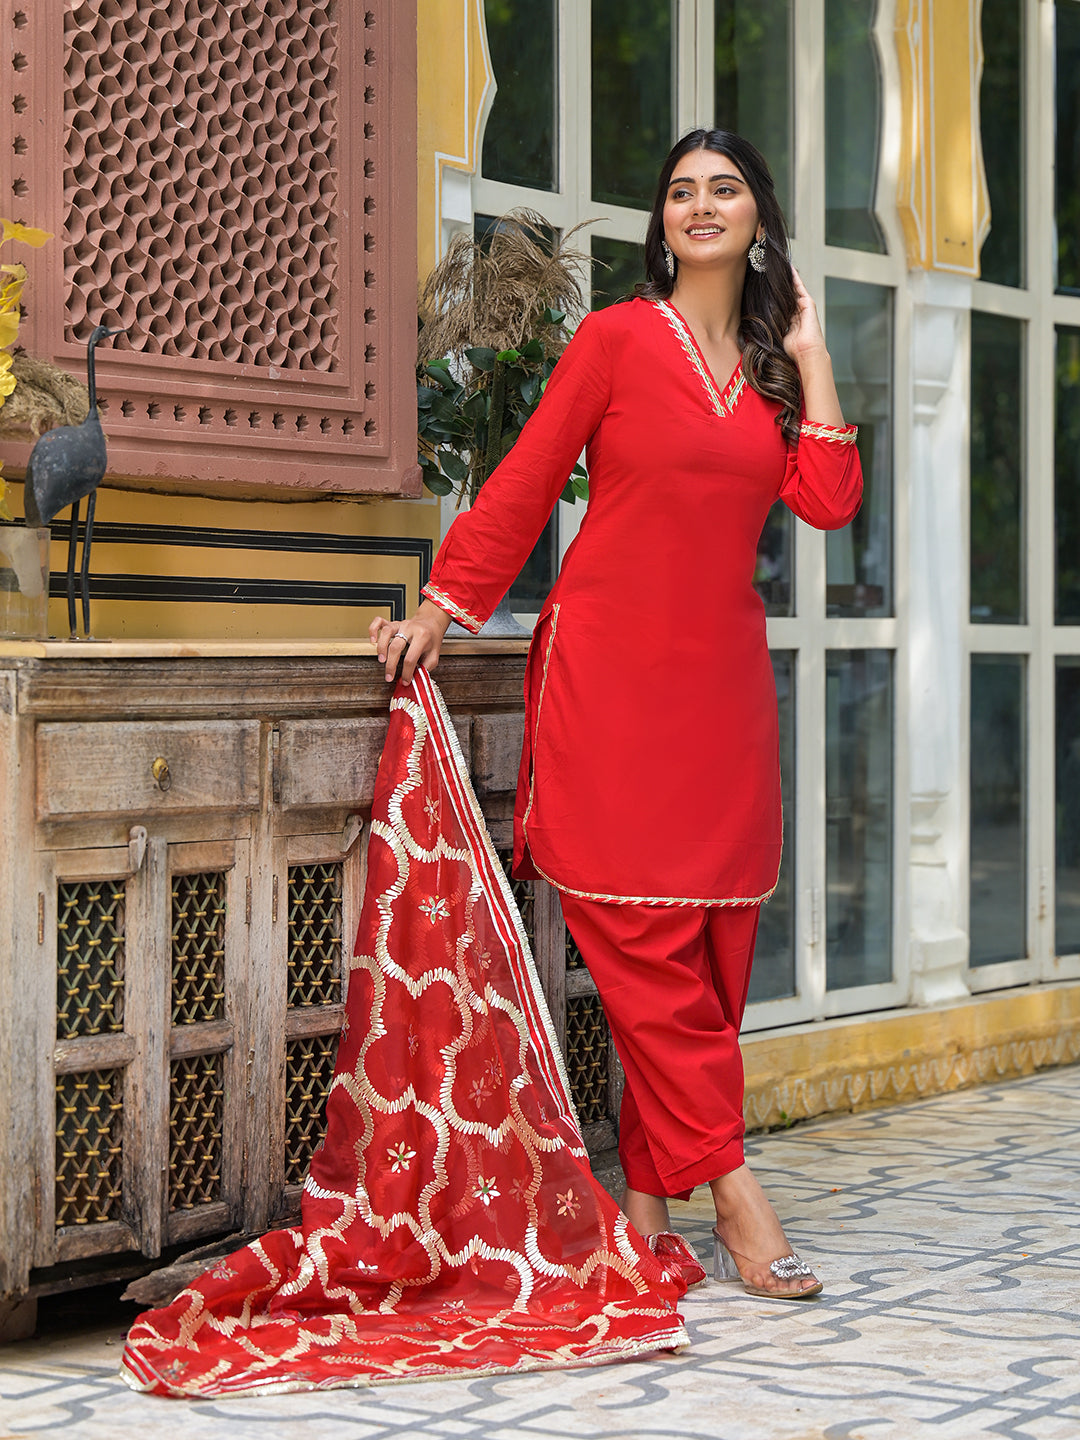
left=652, top=300, right=746, bottom=419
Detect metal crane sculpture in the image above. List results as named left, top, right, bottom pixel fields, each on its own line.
left=23, top=324, right=124, bottom=638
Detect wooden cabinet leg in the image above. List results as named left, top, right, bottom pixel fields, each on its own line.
left=0, top=1295, right=37, bottom=1343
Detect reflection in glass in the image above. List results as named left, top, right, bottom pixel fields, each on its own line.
left=482, top=0, right=557, bottom=191
left=1056, top=660, right=1080, bottom=954
left=970, top=656, right=1026, bottom=965
left=592, top=237, right=644, bottom=309
left=1056, top=0, right=1080, bottom=293
left=754, top=505, right=792, bottom=616
left=714, top=0, right=794, bottom=227
left=748, top=651, right=795, bottom=1003
left=826, top=651, right=892, bottom=990
left=1056, top=327, right=1080, bottom=622
left=979, top=0, right=1023, bottom=286
left=824, top=0, right=886, bottom=252
left=970, top=312, right=1024, bottom=622
left=592, top=0, right=674, bottom=209
left=825, top=279, right=893, bottom=617
left=510, top=511, right=558, bottom=613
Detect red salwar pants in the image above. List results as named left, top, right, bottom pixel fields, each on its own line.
left=559, top=896, right=761, bottom=1201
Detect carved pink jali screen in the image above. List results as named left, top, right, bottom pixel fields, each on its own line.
left=0, top=1, right=419, bottom=495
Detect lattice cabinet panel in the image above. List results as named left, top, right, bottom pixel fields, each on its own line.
left=171, top=871, right=227, bottom=1024
left=288, top=863, right=343, bottom=1007
left=168, top=1054, right=224, bottom=1211
left=56, top=879, right=126, bottom=1038
left=284, top=1035, right=339, bottom=1187
left=54, top=1067, right=124, bottom=1228
left=565, top=994, right=613, bottom=1126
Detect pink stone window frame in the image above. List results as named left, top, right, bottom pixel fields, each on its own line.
left=0, top=1, right=419, bottom=498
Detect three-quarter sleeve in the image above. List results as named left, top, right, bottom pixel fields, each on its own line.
left=421, top=312, right=612, bottom=633
left=777, top=419, right=864, bottom=531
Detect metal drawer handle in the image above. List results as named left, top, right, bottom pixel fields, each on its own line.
left=151, top=756, right=171, bottom=792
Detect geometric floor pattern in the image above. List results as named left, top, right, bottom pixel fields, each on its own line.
left=2, top=1066, right=1078, bottom=1440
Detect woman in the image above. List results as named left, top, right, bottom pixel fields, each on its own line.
left=372, top=129, right=862, bottom=1299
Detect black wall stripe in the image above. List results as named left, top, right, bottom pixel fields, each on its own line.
left=66, top=522, right=433, bottom=585
left=49, top=574, right=407, bottom=619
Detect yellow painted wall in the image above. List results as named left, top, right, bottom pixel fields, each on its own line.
left=895, top=0, right=992, bottom=274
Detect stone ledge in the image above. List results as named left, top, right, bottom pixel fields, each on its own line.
left=742, top=981, right=1080, bottom=1131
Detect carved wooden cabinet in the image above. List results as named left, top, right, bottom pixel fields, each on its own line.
left=0, top=643, right=621, bottom=1339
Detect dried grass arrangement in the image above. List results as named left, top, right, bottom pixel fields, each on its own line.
left=416, top=211, right=593, bottom=504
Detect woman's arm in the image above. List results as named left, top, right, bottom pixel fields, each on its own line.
left=370, top=311, right=613, bottom=683
left=776, top=268, right=863, bottom=531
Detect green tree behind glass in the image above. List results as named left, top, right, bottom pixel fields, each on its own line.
left=482, top=0, right=556, bottom=191
left=979, top=0, right=1023, bottom=287
left=714, top=0, right=794, bottom=227
left=592, top=0, right=673, bottom=209
left=970, top=312, right=1023, bottom=621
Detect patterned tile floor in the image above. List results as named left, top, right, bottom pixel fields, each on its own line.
left=2, top=1067, right=1079, bottom=1440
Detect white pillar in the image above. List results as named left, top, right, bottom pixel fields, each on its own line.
left=907, top=270, right=972, bottom=1006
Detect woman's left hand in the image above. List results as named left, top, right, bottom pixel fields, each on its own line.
left=783, top=267, right=828, bottom=366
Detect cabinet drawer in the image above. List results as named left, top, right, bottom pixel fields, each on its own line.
left=277, top=714, right=472, bottom=809
left=36, top=720, right=261, bottom=820
left=276, top=718, right=387, bottom=809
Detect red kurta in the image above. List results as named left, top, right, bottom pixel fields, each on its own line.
left=423, top=297, right=862, bottom=906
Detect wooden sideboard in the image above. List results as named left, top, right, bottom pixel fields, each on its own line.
left=0, top=641, right=620, bottom=1340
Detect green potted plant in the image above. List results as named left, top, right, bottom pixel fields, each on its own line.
left=416, top=211, right=591, bottom=632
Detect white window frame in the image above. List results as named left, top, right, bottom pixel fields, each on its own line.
left=963, top=0, right=1080, bottom=993
left=465, top=0, right=910, bottom=1029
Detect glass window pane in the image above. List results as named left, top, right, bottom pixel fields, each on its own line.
left=979, top=0, right=1023, bottom=286
left=970, top=312, right=1024, bottom=623
left=826, top=650, right=893, bottom=990
left=1056, top=326, right=1080, bottom=623
left=714, top=0, right=794, bottom=228
left=748, top=651, right=795, bottom=1003
left=482, top=0, right=557, bottom=191
left=509, top=512, right=558, bottom=613
left=592, top=0, right=674, bottom=209
left=1056, top=658, right=1080, bottom=954
left=755, top=506, right=792, bottom=617
left=970, top=656, right=1027, bottom=965
left=824, top=0, right=886, bottom=253
left=592, top=236, right=644, bottom=309
left=825, top=279, right=893, bottom=617
left=1056, top=0, right=1080, bottom=294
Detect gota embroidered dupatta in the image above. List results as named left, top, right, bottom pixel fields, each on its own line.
left=121, top=669, right=687, bottom=1398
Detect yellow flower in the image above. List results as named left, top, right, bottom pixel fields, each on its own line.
left=0, top=351, right=16, bottom=398
left=1, top=219, right=52, bottom=249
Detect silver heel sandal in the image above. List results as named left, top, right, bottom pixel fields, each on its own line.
left=712, top=1229, right=823, bottom=1299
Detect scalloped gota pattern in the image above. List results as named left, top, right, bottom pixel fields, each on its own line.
left=62, top=0, right=340, bottom=372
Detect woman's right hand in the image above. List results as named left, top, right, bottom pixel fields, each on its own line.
left=369, top=600, right=452, bottom=684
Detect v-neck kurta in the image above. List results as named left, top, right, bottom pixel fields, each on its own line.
left=423, top=298, right=862, bottom=906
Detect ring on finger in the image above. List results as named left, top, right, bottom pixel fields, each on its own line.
left=392, top=632, right=409, bottom=644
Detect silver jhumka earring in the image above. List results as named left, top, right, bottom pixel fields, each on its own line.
left=661, top=239, right=675, bottom=279
left=748, top=233, right=767, bottom=273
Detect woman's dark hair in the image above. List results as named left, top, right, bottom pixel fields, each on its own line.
left=634, top=128, right=801, bottom=444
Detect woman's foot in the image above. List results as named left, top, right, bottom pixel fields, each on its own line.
left=708, top=1164, right=821, bottom=1298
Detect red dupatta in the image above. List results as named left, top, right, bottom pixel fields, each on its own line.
left=121, top=669, right=688, bottom=1398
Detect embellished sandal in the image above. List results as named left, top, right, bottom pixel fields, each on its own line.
left=712, top=1229, right=823, bottom=1299
left=648, top=1231, right=708, bottom=1291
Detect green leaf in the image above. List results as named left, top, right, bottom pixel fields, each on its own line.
left=541, top=306, right=566, bottom=325
left=462, top=391, right=488, bottom=422
left=519, top=374, right=540, bottom=405
left=571, top=471, right=589, bottom=501
left=464, top=346, right=497, bottom=371
left=559, top=480, right=576, bottom=504
left=521, top=337, right=544, bottom=362
left=496, top=348, right=521, bottom=363
left=423, top=362, right=458, bottom=393
left=423, top=473, right=454, bottom=497
left=416, top=386, right=434, bottom=409
left=438, top=449, right=469, bottom=484
left=571, top=461, right=587, bottom=477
